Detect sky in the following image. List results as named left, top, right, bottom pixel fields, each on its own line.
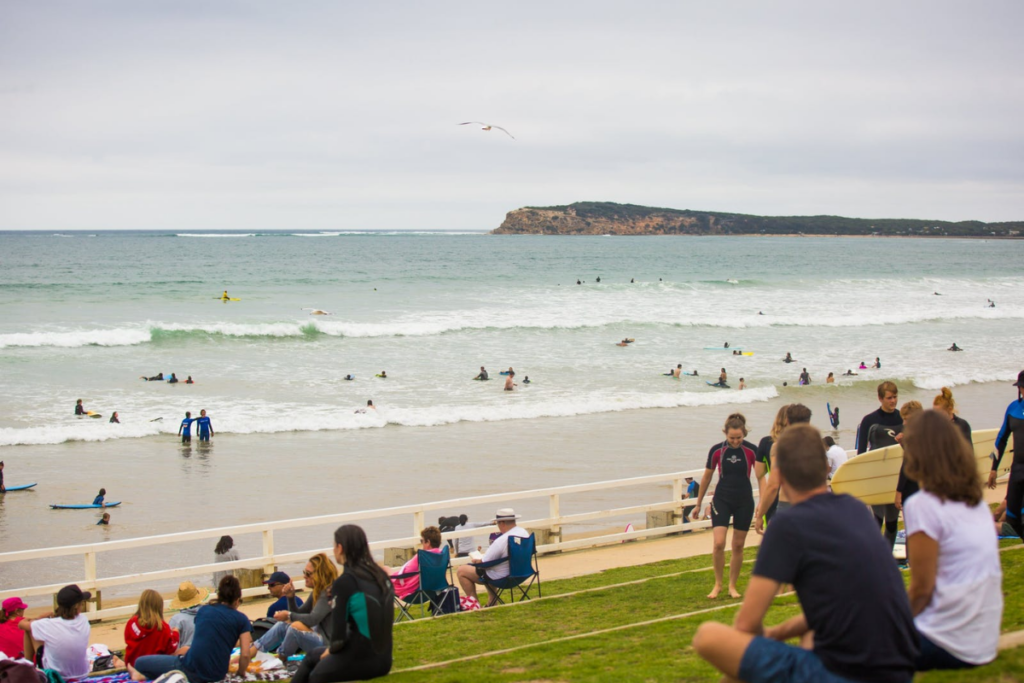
left=1, top=1, right=1023, bottom=230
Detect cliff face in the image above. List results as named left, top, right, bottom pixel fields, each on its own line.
left=490, top=201, right=1024, bottom=237
left=493, top=204, right=722, bottom=235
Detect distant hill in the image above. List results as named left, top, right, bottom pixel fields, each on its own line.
left=490, top=202, right=1024, bottom=237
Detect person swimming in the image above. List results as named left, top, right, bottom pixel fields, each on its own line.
left=344, top=374, right=355, bottom=381
left=474, top=367, right=489, bottom=381
left=109, top=412, right=119, bottom=423
left=859, top=362, right=868, bottom=369
left=948, top=343, right=962, bottom=351
left=504, top=370, right=516, bottom=391
left=844, top=369, right=858, bottom=376
left=185, top=376, right=194, bottom=384
left=784, top=352, right=794, bottom=363
left=140, top=373, right=164, bottom=381
left=523, top=376, right=531, bottom=384
left=168, top=373, right=178, bottom=384
left=75, top=399, right=86, bottom=415
left=376, top=371, right=387, bottom=378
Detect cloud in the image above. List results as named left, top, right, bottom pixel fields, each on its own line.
left=1, top=0, right=1023, bottom=229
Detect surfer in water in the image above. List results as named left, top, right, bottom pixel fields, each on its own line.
left=93, top=488, right=106, bottom=507
left=376, top=371, right=387, bottom=378
left=799, top=368, right=811, bottom=386
left=185, top=376, right=194, bottom=384
left=168, top=373, right=178, bottom=384
left=783, top=352, right=794, bottom=363
left=344, top=374, right=355, bottom=381
left=718, top=368, right=727, bottom=386
left=97, top=512, right=111, bottom=526
left=844, top=369, right=858, bottom=376
left=109, top=412, right=119, bottom=424
left=178, top=412, right=194, bottom=444
left=75, top=399, right=86, bottom=416
left=522, top=376, right=530, bottom=384
left=195, top=409, right=213, bottom=442
left=474, top=367, right=489, bottom=381
left=140, top=373, right=164, bottom=381
left=221, top=290, right=230, bottom=300
left=948, top=343, right=963, bottom=351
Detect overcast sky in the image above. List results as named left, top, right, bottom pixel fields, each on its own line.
left=2, top=1, right=1022, bottom=230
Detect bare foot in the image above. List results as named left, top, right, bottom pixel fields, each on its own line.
left=707, top=585, right=722, bottom=599
left=128, top=664, right=145, bottom=682
left=729, top=587, right=742, bottom=599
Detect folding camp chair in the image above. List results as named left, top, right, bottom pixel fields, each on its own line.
left=479, top=533, right=541, bottom=605
left=392, top=545, right=455, bottom=622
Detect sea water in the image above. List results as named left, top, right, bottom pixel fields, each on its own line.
left=1, top=231, right=1022, bottom=593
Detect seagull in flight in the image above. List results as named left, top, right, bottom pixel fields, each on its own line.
left=457, top=122, right=515, bottom=140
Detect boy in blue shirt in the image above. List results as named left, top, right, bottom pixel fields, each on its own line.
left=195, top=409, right=213, bottom=442
left=178, top=411, right=195, bottom=444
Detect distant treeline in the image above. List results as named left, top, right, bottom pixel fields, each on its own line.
left=492, top=201, right=1024, bottom=237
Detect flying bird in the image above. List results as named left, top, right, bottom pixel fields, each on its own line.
left=457, top=122, right=515, bottom=140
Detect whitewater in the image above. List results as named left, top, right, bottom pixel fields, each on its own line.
left=1, top=230, right=1022, bottom=447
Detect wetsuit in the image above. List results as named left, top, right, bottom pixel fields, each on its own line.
left=195, top=416, right=212, bottom=442
left=92, top=494, right=104, bottom=506
left=897, top=415, right=971, bottom=504
left=292, top=569, right=393, bottom=683
left=755, top=435, right=779, bottom=523
left=179, top=417, right=194, bottom=444
left=75, top=404, right=85, bottom=415
left=994, top=395, right=1024, bottom=536
left=705, top=440, right=757, bottom=531
left=857, top=409, right=903, bottom=550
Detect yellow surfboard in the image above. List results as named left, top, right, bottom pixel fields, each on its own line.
left=831, top=428, right=1008, bottom=506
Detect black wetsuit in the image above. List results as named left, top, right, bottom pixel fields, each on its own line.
left=755, top=435, right=779, bottom=523
left=857, top=408, right=903, bottom=550
left=705, top=440, right=757, bottom=531
left=292, top=569, right=393, bottom=683
left=75, top=404, right=85, bottom=415
left=994, top=396, right=1024, bottom=536
left=896, top=415, right=971, bottom=504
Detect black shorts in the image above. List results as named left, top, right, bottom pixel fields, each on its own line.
left=711, top=494, right=754, bottom=531
left=181, top=435, right=191, bottom=444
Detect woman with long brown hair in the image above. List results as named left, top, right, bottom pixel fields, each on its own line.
left=124, top=589, right=179, bottom=666
left=754, top=404, right=789, bottom=525
left=901, top=410, right=1001, bottom=671
left=692, top=413, right=758, bottom=599
left=254, top=553, right=338, bottom=659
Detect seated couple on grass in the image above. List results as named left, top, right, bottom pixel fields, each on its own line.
left=694, top=417, right=1002, bottom=683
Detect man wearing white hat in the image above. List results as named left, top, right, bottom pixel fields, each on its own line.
left=456, top=508, right=530, bottom=611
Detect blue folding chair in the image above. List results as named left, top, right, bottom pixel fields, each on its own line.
left=392, top=545, right=455, bottom=622
left=479, top=533, right=541, bottom=605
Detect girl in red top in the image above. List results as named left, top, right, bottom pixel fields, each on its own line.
left=124, top=589, right=179, bottom=666
left=0, top=597, right=28, bottom=658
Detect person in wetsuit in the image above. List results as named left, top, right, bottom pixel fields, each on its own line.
left=948, top=343, right=962, bottom=351
left=75, top=399, right=86, bottom=415
left=178, top=412, right=194, bottom=444
left=754, top=405, right=789, bottom=526
left=856, top=381, right=903, bottom=550
left=896, top=388, right=971, bottom=513
left=692, top=413, right=758, bottom=599
left=473, top=367, right=488, bottom=381
left=291, top=524, right=393, bottom=683
left=988, top=370, right=1024, bottom=537
left=195, top=409, right=213, bottom=442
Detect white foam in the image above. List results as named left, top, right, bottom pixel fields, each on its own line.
left=174, top=233, right=255, bottom=238
left=0, top=328, right=152, bottom=349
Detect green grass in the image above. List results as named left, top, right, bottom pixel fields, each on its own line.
left=379, top=544, right=1024, bottom=682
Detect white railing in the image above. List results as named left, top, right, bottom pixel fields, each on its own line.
left=0, top=467, right=753, bottom=621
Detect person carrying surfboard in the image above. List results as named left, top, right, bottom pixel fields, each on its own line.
left=988, top=369, right=1024, bottom=538
left=856, top=381, right=903, bottom=551
left=691, top=413, right=758, bottom=599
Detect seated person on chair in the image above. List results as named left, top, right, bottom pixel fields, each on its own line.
left=382, top=526, right=443, bottom=600
left=456, top=508, right=529, bottom=610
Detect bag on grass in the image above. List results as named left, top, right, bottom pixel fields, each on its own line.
left=431, top=587, right=460, bottom=615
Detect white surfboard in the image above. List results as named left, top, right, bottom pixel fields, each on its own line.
left=831, top=428, right=1007, bottom=506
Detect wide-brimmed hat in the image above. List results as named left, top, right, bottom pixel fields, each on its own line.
left=1013, top=370, right=1024, bottom=388
left=170, top=581, right=210, bottom=609
left=492, top=508, right=521, bottom=523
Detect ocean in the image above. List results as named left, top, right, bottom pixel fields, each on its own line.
left=1, top=230, right=1022, bottom=595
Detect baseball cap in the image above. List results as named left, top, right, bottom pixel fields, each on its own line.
left=2, top=597, right=28, bottom=613
left=1014, top=370, right=1024, bottom=388
left=264, top=571, right=290, bottom=586
left=56, top=584, right=91, bottom=608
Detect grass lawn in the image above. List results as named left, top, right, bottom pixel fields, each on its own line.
left=378, top=544, right=1024, bottom=682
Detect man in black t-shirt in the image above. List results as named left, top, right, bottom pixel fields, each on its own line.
left=693, top=424, right=917, bottom=683
left=856, top=381, right=903, bottom=550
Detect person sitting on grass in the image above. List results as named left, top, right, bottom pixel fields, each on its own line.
left=131, top=576, right=252, bottom=683
left=252, top=553, right=337, bottom=660
left=456, top=508, right=529, bottom=610
left=168, top=581, right=210, bottom=649
left=383, top=526, right=443, bottom=600
left=19, top=585, right=92, bottom=680
left=263, top=571, right=303, bottom=619
left=124, top=589, right=180, bottom=667
left=290, top=525, right=394, bottom=683
left=692, top=423, right=917, bottom=683
left=901, top=410, right=1002, bottom=671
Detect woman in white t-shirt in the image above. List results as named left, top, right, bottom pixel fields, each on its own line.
left=19, top=585, right=92, bottom=679
left=901, top=410, right=1002, bottom=671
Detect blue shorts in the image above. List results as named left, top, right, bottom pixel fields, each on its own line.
left=739, top=637, right=910, bottom=683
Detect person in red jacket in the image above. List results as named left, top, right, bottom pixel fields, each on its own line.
left=124, top=590, right=180, bottom=666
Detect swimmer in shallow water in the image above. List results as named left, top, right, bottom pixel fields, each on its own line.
left=75, top=399, right=86, bottom=415
left=376, top=371, right=387, bottom=378
left=783, top=352, right=794, bottom=363
left=109, top=412, right=119, bottom=424
left=185, top=376, right=194, bottom=384
left=344, top=374, right=355, bottom=381
left=168, top=373, right=178, bottom=384
left=473, top=366, right=489, bottom=381
left=738, top=378, right=746, bottom=390
left=844, top=369, right=858, bottom=376
left=523, top=376, right=531, bottom=384
left=504, top=371, right=517, bottom=391
left=948, top=343, right=963, bottom=351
